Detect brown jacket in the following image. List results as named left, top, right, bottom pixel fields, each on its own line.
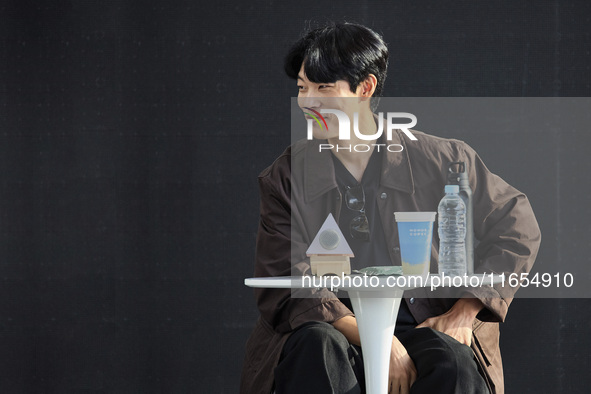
left=241, top=129, right=541, bottom=394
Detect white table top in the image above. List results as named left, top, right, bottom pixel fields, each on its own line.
left=245, top=273, right=503, bottom=292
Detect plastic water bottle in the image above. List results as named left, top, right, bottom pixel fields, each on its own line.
left=437, top=185, right=467, bottom=276
left=447, top=161, right=474, bottom=274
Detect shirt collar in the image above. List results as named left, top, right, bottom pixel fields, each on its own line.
left=303, top=129, right=415, bottom=203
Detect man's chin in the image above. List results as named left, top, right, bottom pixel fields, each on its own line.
left=312, top=131, right=338, bottom=141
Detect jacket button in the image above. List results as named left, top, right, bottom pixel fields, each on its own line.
left=409, top=298, right=415, bottom=304
left=380, top=192, right=387, bottom=199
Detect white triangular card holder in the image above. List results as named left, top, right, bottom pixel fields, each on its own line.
left=306, top=213, right=354, bottom=256
left=306, top=213, right=353, bottom=276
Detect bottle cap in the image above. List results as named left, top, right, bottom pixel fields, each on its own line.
left=444, top=185, right=460, bottom=194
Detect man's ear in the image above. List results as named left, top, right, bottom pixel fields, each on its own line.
left=358, top=74, right=378, bottom=99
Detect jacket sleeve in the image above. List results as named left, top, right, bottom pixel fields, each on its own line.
left=458, top=142, right=541, bottom=322
left=253, top=163, right=353, bottom=334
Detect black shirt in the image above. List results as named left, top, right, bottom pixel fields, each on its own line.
left=332, top=146, right=390, bottom=271
left=331, top=146, right=417, bottom=333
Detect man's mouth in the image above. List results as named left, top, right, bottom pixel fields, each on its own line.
left=303, top=112, right=330, bottom=118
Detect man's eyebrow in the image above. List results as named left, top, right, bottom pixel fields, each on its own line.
left=297, top=75, right=334, bottom=84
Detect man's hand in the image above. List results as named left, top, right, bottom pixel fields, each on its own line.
left=388, top=337, right=416, bottom=394
left=416, top=298, right=483, bottom=346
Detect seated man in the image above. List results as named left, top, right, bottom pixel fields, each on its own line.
left=241, top=22, right=541, bottom=394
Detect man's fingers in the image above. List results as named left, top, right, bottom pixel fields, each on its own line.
left=389, top=375, right=408, bottom=394
left=399, top=376, right=410, bottom=394
left=415, top=319, right=429, bottom=329
left=389, top=374, right=412, bottom=394
left=389, top=338, right=415, bottom=394
left=409, top=368, right=417, bottom=387
left=389, top=382, right=402, bottom=394
left=388, top=380, right=400, bottom=394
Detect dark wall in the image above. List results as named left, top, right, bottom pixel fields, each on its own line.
left=0, top=1, right=589, bottom=393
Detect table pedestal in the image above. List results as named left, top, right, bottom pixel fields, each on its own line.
left=348, top=288, right=404, bottom=394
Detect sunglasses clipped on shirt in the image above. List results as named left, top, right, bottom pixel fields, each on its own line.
left=345, top=185, right=370, bottom=241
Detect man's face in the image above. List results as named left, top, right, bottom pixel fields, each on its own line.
left=296, top=64, right=367, bottom=140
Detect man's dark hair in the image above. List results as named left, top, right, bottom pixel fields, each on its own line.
left=284, top=22, right=389, bottom=97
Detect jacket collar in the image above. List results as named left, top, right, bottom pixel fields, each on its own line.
left=303, top=129, right=415, bottom=203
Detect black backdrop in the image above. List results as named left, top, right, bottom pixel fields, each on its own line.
left=1, top=1, right=590, bottom=393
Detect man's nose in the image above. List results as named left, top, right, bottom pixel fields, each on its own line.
left=298, top=94, right=322, bottom=110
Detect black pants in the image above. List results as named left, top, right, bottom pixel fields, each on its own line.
left=274, top=322, right=489, bottom=394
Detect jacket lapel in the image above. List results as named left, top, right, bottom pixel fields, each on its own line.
left=380, top=130, right=415, bottom=195
left=303, top=140, right=338, bottom=203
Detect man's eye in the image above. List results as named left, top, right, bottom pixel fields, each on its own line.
left=297, top=85, right=305, bottom=90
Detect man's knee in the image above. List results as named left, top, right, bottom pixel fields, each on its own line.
left=275, top=322, right=363, bottom=394
left=400, top=328, right=487, bottom=392
left=400, top=328, right=475, bottom=375
left=282, top=321, right=349, bottom=357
